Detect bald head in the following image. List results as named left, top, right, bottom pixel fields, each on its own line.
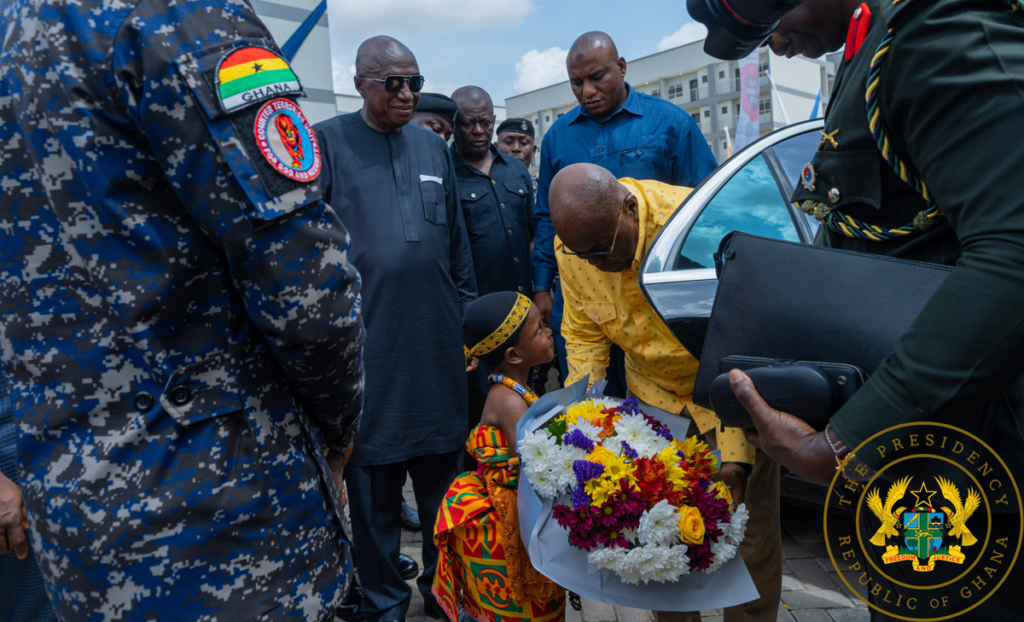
left=551, top=164, right=639, bottom=272
left=355, top=36, right=416, bottom=76
left=566, top=32, right=627, bottom=119
left=551, top=163, right=622, bottom=232
left=451, top=85, right=492, bottom=110
left=568, top=31, right=619, bottom=64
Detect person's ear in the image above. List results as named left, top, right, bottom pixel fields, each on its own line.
left=625, top=193, right=639, bottom=220
left=618, top=57, right=627, bottom=78
left=354, top=76, right=366, bottom=98
left=505, top=345, right=523, bottom=365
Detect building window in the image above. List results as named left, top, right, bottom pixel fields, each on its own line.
left=735, top=103, right=741, bottom=115
left=734, top=67, right=741, bottom=92
left=689, top=79, right=699, bottom=101
left=546, top=115, right=550, bottom=121
left=718, top=70, right=725, bottom=79
left=651, top=89, right=660, bottom=98
left=668, top=84, right=684, bottom=100
left=721, top=106, right=728, bottom=114
left=691, top=112, right=700, bottom=127
left=704, top=109, right=710, bottom=118
left=701, top=75, right=708, bottom=83
left=557, top=112, right=564, bottom=118
left=758, top=61, right=769, bottom=77
left=723, top=141, right=728, bottom=151
left=759, top=98, right=772, bottom=115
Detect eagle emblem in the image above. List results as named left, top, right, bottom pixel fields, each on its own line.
left=865, top=475, right=980, bottom=572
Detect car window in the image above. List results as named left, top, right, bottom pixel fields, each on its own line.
left=772, top=130, right=821, bottom=189
left=770, top=130, right=823, bottom=232
left=672, top=154, right=798, bottom=271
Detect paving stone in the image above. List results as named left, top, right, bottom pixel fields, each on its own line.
left=566, top=602, right=584, bottom=622
left=832, top=571, right=869, bottom=604
left=793, top=610, right=832, bottom=622
left=782, top=542, right=830, bottom=560
left=786, top=558, right=842, bottom=592
left=785, top=519, right=825, bottom=545
left=782, top=588, right=855, bottom=610
left=827, top=609, right=870, bottom=622
left=699, top=616, right=722, bottom=622
left=782, top=574, right=804, bottom=592
left=777, top=604, right=796, bottom=622
left=815, top=557, right=839, bottom=573
left=581, top=598, right=618, bottom=622
left=613, top=605, right=650, bottom=622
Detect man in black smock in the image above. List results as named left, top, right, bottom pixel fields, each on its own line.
left=314, top=36, right=476, bottom=622
left=728, top=0, right=1024, bottom=619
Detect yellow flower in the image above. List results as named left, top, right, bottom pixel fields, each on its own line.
left=557, top=398, right=605, bottom=427
left=657, top=446, right=685, bottom=485
left=677, top=505, right=706, bottom=545
left=711, top=480, right=733, bottom=507
left=679, top=436, right=710, bottom=460
left=585, top=477, right=620, bottom=506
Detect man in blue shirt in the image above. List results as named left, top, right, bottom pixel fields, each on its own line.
left=532, top=31, right=717, bottom=391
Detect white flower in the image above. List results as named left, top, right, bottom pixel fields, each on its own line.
left=570, top=419, right=602, bottom=442
left=707, top=538, right=738, bottom=573
left=588, top=545, right=691, bottom=585
left=550, top=443, right=583, bottom=494
left=638, top=500, right=681, bottom=547
left=613, top=414, right=671, bottom=458
left=518, top=430, right=557, bottom=467
left=723, top=503, right=749, bottom=546
left=529, top=468, right=561, bottom=499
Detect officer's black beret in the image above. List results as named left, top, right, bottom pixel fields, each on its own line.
left=416, top=93, right=458, bottom=126
left=497, top=118, right=535, bottom=139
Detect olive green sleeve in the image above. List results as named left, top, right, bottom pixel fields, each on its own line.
left=830, top=3, right=1024, bottom=455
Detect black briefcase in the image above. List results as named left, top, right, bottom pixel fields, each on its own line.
left=693, top=232, right=953, bottom=428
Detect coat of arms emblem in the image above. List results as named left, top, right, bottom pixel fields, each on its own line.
left=866, top=475, right=980, bottom=572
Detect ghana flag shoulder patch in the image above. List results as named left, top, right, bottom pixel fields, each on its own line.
left=216, top=46, right=303, bottom=113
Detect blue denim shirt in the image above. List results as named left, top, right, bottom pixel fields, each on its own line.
left=532, top=85, right=718, bottom=290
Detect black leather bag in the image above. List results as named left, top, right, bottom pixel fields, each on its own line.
left=693, top=232, right=953, bottom=426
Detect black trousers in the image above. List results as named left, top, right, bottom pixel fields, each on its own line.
left=346, top=450, right=461, bottom=622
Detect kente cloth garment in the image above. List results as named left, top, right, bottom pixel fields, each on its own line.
left=556, top=178, right=753, bottom=464
left=433, top=425, right=565, bottom=622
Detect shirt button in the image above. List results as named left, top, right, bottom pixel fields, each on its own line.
left=514, top=257, right=519, bottom=262
left=597, top=148, right=603, bottom=153
left=519, top=189, right=524, bottom=194
left=169, top=386, right=192, bottom=406
left=518, top=286, right=524, bottom=291
left=491, top=180, right=496, bottom=185
left=471, top=193, right=477, bottom=198
left=507, top=229, right=513, bottom=235
left=501, top=203, right=506, bottom=208
left=133, top=392, right=155, bottom=412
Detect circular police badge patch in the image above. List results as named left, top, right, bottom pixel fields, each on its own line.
left=253, top=98, right=321, bottom=182
left=824, top=423, right=1022, bottom=620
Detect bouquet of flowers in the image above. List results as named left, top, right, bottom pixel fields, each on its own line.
left=518, top=396, right=748, bottom=586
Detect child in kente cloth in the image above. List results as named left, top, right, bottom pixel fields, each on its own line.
left=433, top=292, right=565, bottom=622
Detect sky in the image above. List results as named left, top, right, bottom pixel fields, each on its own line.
left=327, top=0, right=710, bottom=106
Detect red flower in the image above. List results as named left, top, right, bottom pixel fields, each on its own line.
left=687, top=542, right=714, bottom=571
left=635, top=457, right=686, bottom=507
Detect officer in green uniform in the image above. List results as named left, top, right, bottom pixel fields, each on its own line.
left=721, top=0, right=1024, bottom=618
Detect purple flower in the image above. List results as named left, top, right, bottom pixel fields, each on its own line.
left=572, top=459, right=605, bottom=486
left=656, top=427, right=675, bottom=442
left=564, top=429, right=595, bottom=452
left=620, top=396, right=641, bottom=415
left=572, top=485, right=592, bottom=509
left=620, top=441, right=638, bottom=459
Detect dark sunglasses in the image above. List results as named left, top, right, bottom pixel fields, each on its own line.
left=358, top=74, right=425, bottom=94
left=562, top=193, right=631, bottom=258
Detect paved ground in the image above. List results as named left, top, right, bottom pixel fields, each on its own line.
left=340, top=481, right=871, bottom=622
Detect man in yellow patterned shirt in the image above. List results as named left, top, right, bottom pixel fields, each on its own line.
left=550, top=163, right=781, bottom=622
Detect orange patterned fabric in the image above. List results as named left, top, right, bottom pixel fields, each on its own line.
left=433, top=425, right=565, bottom=622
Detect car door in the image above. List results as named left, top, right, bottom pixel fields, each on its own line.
left=640, top=120, right=824, bottom=358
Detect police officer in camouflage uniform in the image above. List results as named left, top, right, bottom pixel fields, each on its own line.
left=724, top=0, right=1024, bottom=618
left=0, top=0, right=364, bottom=619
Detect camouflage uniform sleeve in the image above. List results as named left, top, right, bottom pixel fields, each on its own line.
left=111, top=0, right=364, bottom=445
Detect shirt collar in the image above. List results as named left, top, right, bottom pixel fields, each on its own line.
left=568, top=83, right=642, bottom=125
left=450, top=143, right=508, bottom=172
left=622, top=178, right=651, bottom=270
